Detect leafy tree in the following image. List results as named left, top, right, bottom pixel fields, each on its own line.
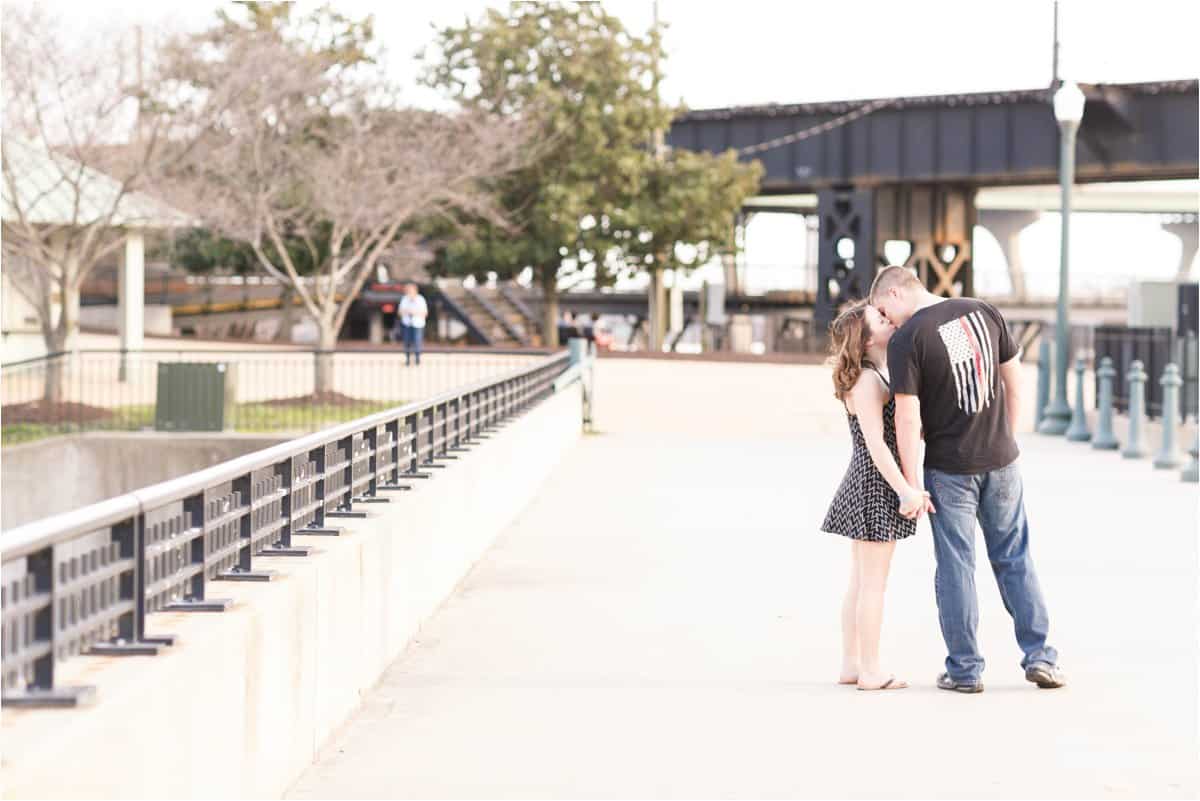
left=170, top=228, right=261, bottom=275
left=422, top=2, right=762, bottom=347
left=165, top=227, right=322, bottom=341
left=613, top=148, right=762, bottom=333
left=422, top=1, right=672, bottom=346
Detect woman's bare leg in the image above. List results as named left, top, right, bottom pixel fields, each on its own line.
left=839, top=546, right=860, bottom=683
left=854, top=539, right=906, bottom=689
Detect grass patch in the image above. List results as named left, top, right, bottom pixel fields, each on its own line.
left=2, top=422, right=79, bottom=446
left=2, top=400, right=402, bottom=446
left=229, top=401, right=397, bottom=433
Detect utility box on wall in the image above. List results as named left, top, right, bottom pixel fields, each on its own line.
left=155, top=362, right=233, bottom=432
left=1128, top=280, right=1180, bottom=328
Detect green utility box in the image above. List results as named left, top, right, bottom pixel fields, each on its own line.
left=155, top=362, right=233, bottom=432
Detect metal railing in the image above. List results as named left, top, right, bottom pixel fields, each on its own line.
left=1, top=350, right=572, bottom=706
left=1, top=349, right=546, bottom=445
left=1018, top=321, right=1095, bottom=364
left=1093, top=326, right=1196, bottom=420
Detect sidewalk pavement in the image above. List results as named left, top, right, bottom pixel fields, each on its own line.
left=287, top=358, right=1198, bottom=799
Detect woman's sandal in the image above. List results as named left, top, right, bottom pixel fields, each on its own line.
left=857, top=676, right=909, bottom=691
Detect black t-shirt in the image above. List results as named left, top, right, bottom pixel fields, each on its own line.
left=887, top=298, right=1020, bottom=474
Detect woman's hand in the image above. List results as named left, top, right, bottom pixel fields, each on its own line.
left=898, top=486, right=931, bottom=520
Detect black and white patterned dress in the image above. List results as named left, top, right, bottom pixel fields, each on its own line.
left=820, top=368, right=918, bottom=543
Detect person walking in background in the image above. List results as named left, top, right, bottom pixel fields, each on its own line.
left=591, top=313, right=613, bottom=350
left=557, top=310, right=579, bottom=345
left=398, top=282, right=428, bottom=366
left=870, top=265, right=1065, bottom=694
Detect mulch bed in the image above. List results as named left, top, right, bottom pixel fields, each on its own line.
left=2, top=400, right=116, bottom=425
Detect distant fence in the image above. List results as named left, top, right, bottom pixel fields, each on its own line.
left=0, top=349, right=573, bottom=706
left=1, top=349, right=547, bottom=445
left=1093, top=327, right=1199, bottom=420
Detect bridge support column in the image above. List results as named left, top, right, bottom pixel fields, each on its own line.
left=814, top=184, right=976, bottom=334
left=814, top=187, right=878, bottom=334
left=1162, top=216, right=1199, bottom=280
left=979, top=209, right=1040, bottom=300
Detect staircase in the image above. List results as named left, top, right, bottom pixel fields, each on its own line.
left=479, top=285, right=542, bottom=346
left=438, top=281, right=533, bottom=347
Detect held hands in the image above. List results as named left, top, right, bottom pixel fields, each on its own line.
left=899, top=486, right=935, bottom=520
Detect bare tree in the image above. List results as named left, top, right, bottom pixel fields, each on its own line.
left=1, top=4, right=193, bottom=402
left=160, top=26, right=534, bottom=393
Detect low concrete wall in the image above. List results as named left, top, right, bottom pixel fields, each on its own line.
left=1, top=382, right=583, bottom=800
left=2, top=433, right=289, bottom=530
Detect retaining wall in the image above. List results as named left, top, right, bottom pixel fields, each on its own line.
left=2, top=434, right=289, bottom=530
left=1, top=382, right=583, bottom=799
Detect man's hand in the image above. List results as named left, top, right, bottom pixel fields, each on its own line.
left=898, top=487, right=935, bottom=520
left=898, top=486, right=931, bottom=520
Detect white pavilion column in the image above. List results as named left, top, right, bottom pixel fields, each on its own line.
left=118, top=229, right=145, bottom=381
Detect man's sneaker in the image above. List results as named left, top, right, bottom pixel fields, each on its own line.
left=1025, top=662, right=1067, bottom=689
left=936, top=672, right=984, bottom=694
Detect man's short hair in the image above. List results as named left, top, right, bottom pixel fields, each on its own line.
left=868, top=265, right=922, bottom=302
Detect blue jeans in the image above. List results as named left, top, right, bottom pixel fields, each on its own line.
left=401, top=324, right=423, bottom=364
left=925, top=462, right=1058, bottom=684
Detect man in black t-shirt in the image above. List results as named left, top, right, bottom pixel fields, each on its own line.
left=870, top=266, right=1065, bottom=694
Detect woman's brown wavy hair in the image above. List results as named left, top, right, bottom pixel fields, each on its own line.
left=828, top=299, right=876, bottom=401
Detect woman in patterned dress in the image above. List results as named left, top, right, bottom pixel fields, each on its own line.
left=821, top=300, right=933, bottom=691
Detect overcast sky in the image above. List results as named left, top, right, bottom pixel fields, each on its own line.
left=29, top=0, right=1199, bottom=287
left=38, top=0, right=1200, bottom=109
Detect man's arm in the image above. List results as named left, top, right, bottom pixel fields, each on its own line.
left=893, top=393, right=924, bottom=490
left=999, top=355, right=1022, bottom=431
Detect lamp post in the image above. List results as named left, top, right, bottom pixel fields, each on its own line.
left=1038, top=80, right=1086, bottom=435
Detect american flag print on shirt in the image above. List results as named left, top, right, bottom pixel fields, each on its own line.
left=937, top=311, right=995, bottom=415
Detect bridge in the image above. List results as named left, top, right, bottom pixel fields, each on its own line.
left=54, top=81, right=1198, bottom=353
left=670, top=80, right=1200, bottom=327
left=2, top=349, right=1197, bottom=798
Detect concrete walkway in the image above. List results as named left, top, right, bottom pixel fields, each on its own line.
left=288, top=358, right=1199, bottom=799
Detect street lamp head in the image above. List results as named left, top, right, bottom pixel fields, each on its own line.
left=1053, top=81, right=1086, bottom=125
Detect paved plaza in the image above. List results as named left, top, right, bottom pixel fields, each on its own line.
left=283, top=357, right=1198, bottom=798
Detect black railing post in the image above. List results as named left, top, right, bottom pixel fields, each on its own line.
left=388, top=419, right=402, bottom=484
left=89, top=515, right=176, bottom=655
left=367, top=426, right=379, bottom=497
left=341, top=437, right=354, bottom=510
left=441, top=401, right=450, bottom=456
